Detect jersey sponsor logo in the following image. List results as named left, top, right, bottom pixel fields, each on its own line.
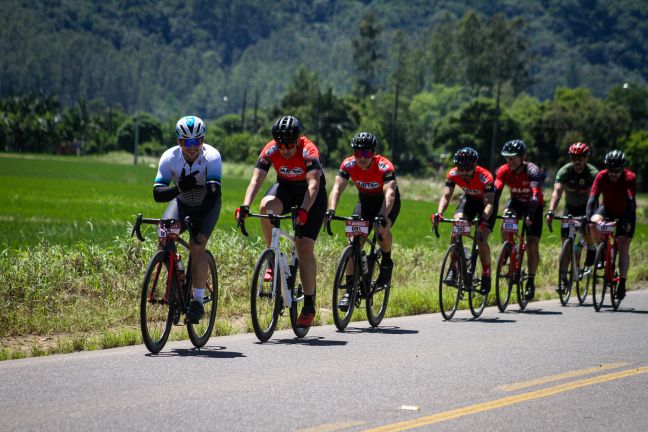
left=356, top=180, right=380, bottom=189
left=344, top=159, right=357, bottom=168
left=279, top=166, right=304, bottom=176
left=510, top=187, right=531, bottom=194
left=265, top=146, right=279, bottom=156
left=479, top=173, right=489, bottom=183
left=461, top=187, right=482, bottom=195
left=378, top=162, right=390, bottom=172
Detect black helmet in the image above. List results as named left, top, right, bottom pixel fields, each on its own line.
left=272, top=115, right=302, bottom=144
left=501, top=139, right=527, bottom=157
left=351, top=132, right=378, bottom=150
left=454, top=147, right=478, bottom=168
left=604, top=149, right=626, bottom=169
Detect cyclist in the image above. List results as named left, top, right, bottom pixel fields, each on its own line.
left=494, top=139, right=545, bottom=300
left=326, top=132, right=400, bottom=311
left=586, top=150, right=636, bottom=300
left=545, top=142, right=599, bottom=291
left=432, top=147, right=496, bottom=292
left=153, top=115, right=222, bottom=324
left=236, top=115, right=326, bottom=327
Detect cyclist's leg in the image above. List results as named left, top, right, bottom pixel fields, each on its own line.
left=590, top=206, right=606, bottom=244
left=376, top=194, right=400, bottom=286
left=525, top=204, right=543, bottom=276
left=259, top=183, right=286, bottom=246
left=615, top=213, right=634, bottom=298
left=188, top=199, right=221, bottom=298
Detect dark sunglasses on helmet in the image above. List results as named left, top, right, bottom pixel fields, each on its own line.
left=570, top=155, right=586, bottom=161
left=278, top=142, right=297, bottom=150
left=354, top=149, right=373, bottom=159
left=181, top=138, right=202, bottom=148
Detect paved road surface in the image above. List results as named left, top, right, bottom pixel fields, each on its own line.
left=2, top=291, right=648, bottom=431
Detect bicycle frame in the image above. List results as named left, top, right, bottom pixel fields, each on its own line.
left=434, top=217, right=480, bottom=289
left=499, top=212, right=527, bottom=280
left=596, top=221, right=619, bottom=286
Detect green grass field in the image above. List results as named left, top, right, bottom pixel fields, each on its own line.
left=1, top=152, right=647, bottom=359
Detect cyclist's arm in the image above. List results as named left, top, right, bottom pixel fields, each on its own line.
left=482, top=189, right=495, bottom=220
left=586, top=173, right=602, bottom=219
left=437, top=184, right=454, bottom=214
left=300, top=168, right=321, bottom=211
left=380, top=180, right=397, bottom=217
left=548, top=182, right=563, bottom=213
left=197, top=183, right=222, bottom=218
left=242, top=168, right=268, bottom=206
left=153, top=184, right=179, bottom=202
left=623, top=174, right=637, bottom=224
left=153, top=152, right=178, bottom=202
left=328, top=175, right=349, bottom=211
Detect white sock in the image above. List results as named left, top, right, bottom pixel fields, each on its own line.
left=193, top=288, right=205, bottom=304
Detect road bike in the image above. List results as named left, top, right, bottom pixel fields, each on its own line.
left=495, top=211, right=529, bottom=311
left=591, top=220, right=622, bottom=311
left=326, top=215, right=390, bottom=330
left=547, top=215, right=592, bottom=305
left=434, top=217, right=488, bottom=320
left=132, top=214, right=218, bottom=354
left=238, top=207, right=309, bottom=342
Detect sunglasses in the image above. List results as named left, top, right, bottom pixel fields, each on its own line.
left=457, top=166, right=475, bottom=173
left=504, top=156, right=521, bottom=162
left=181, top=138, right=202, bottom=148
left=278, top=142, right=297, bottom=150
left=570, top=155, right=586, bottom=162
left=608, top=168, right=623, bottom=174
left=354, top=149, right=373, bottom=159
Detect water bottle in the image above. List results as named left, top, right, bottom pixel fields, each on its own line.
left=360, top=252, right=369, bottom=275
left=176, top=254, right=185, bottom=286
left=463, top=247, right=471, bottom=260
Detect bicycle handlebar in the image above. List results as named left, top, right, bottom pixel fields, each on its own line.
left=237, top=207, right=302, bottom=238
left=325, top=214, right=383, bottom=242
left=432, top=216, right=477, bottom=239
left=131, top=213, right=194, bottom=243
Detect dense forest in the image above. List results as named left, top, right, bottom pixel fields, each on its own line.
left=1, top=0, right=647, bottom=186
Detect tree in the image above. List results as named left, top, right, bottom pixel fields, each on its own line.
left=352, top=10, right=383, bottom=99
left=607, top=82, right=648, bottom=131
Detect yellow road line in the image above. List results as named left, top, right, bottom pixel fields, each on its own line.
left=497, top=362, right=628, bottom=392
left=364, top=365, right=648, bottom=432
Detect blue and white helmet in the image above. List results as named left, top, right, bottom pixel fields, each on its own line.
left=175, top=116, right=206, bottom=139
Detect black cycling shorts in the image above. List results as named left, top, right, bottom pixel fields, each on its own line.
left=353, top=191, right=401, bottom=227
left=593, top=205, right=635, bottom=238
left=162, top=198, right=221, bottom=239
left=455, top=196, right=497, bottom=231
left=264, top=182, right=327, bottom=240
left=503, top=199, right=544, bottom=238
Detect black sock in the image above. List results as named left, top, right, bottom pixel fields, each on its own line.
left=382, top=250, right=392, bottom=264
left=304, top=294, right=315, bottom=311
left=619, top=278, right=626, bottom=290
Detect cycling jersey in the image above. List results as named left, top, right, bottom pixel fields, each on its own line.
left=256, top=136, right=325, bottom=187
left=495, top=162, right=544, bottom=204
left=338, top=154, right=397, bottom=197
left=555, top=162, right=598, bottom=208
left=154, top=144, right=222, bottom=207
left=445, top=165, right=495, bottom=200
left=588, top=168, right=636, bottom=219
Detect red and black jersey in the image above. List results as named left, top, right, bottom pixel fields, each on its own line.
left=445, top=165, right=495, bottom=200
left=338, top=154, right=396, bottom=197
left=495, top=161, right=544, bottom=204
left=255, top=136, right=324, bottom=185
left=589, top=169, right=636, bottom=217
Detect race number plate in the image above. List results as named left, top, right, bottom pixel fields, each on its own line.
left=345, top=219, right=370, bottom=237
left=502, top=218, right=518, bottom=233
left=561, top=218, right=580, bottom=229
left=596, top=222, right=616, bottom=233
left=452, top=220, right=471, bottom=235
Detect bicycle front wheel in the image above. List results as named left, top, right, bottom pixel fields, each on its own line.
left=187, top=250, right=219, bottom=348
left=516, top=246, right=529, bottom=310
left=251, top=249, right=280, bottom=342
left=575, top=245, right=591, bottom=305
left=609, top=246, right=622, bottom=311
left=289, top=264, right=310, bottom=338
left=468, top=253, right=487, bottom=318
left=495, top=242, right=514, bottom=312
left=558, top=239, right=574, bottom=306
left=592, top=243, right=607, bottom=312
left=140, top=250, right=174, bottom=354
left=439, top=244, right=462, bottom=320
left=332, top=245, right=357, bottom=331
left=367, top=250, right=390, bottom=327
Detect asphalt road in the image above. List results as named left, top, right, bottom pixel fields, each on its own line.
left=2, top=290, right=648, bottom=432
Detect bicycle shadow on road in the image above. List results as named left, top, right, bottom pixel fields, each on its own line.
left=445, top=317, right=517, bottom=323
left=342, top=326, right=419, bottom=335
left=270, top=336, right=348, bottom=346
left=599, top=307, right=648, bottom=314
left=514, top=308, right=563, bottom=315
left=151, top=346, right=246, bottom=359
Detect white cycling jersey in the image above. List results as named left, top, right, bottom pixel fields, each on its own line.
left=154, top=144, right=222, bottom=207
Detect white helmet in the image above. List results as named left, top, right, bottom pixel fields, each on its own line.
left=175, top=116, right=206, bottom=139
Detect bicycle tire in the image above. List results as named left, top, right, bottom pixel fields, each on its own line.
left=468, top=252, right=487, bottom=318
left=495, top=241, right=514, bottom=312
left=332, top=245, right=357, bottom=331
left=592, top=243, right=607, bottom=312
left=439, top=243, right=462, bottom=320
left=250, top=249, right=280, bottom=342
left=576, top=245, right=590, bottom=305
left=516, top=245, right=529, bottom=310
left=140, top=250, right=174, bottom=354
left=610, top=246, right=622, bottom=311
left=289, top=263, right=310, bottom=338
left=558, top=239, right=574, bottom=306
left=187, top=250, right=219, bottom=348
left=367, top=250, right=390, bottom=327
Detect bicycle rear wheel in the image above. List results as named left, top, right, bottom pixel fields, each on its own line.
left=140, top=250, right=174, bottom=354
left=289, top=264, right=310, bottom=338
left=439, top=244, right=462, bottom=320
left=609, top=246, right=622, bottom=311
left=592, top=243, right=607, bottom=312
left=251, top=249, right=280, bottom=342
left=575, top=245, right=591, bottom=305
left=516, top=246, right=529, bottom=310
left=367, top=250, right=390, bottom=327
left=495, top=242, right=514, bottom=312
left=558, top=239, right=574, bottom=306
left=187, top=250, right=219, bottom=348
left=332, top=245, right=357, bottom=331
left=468, top=253, right=487, bottom=318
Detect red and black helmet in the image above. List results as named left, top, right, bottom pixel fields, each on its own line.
left=568, top=142, right=590, bottom=156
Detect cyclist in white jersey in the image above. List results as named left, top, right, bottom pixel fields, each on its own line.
left=153, top=116, right=222, bottom=323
